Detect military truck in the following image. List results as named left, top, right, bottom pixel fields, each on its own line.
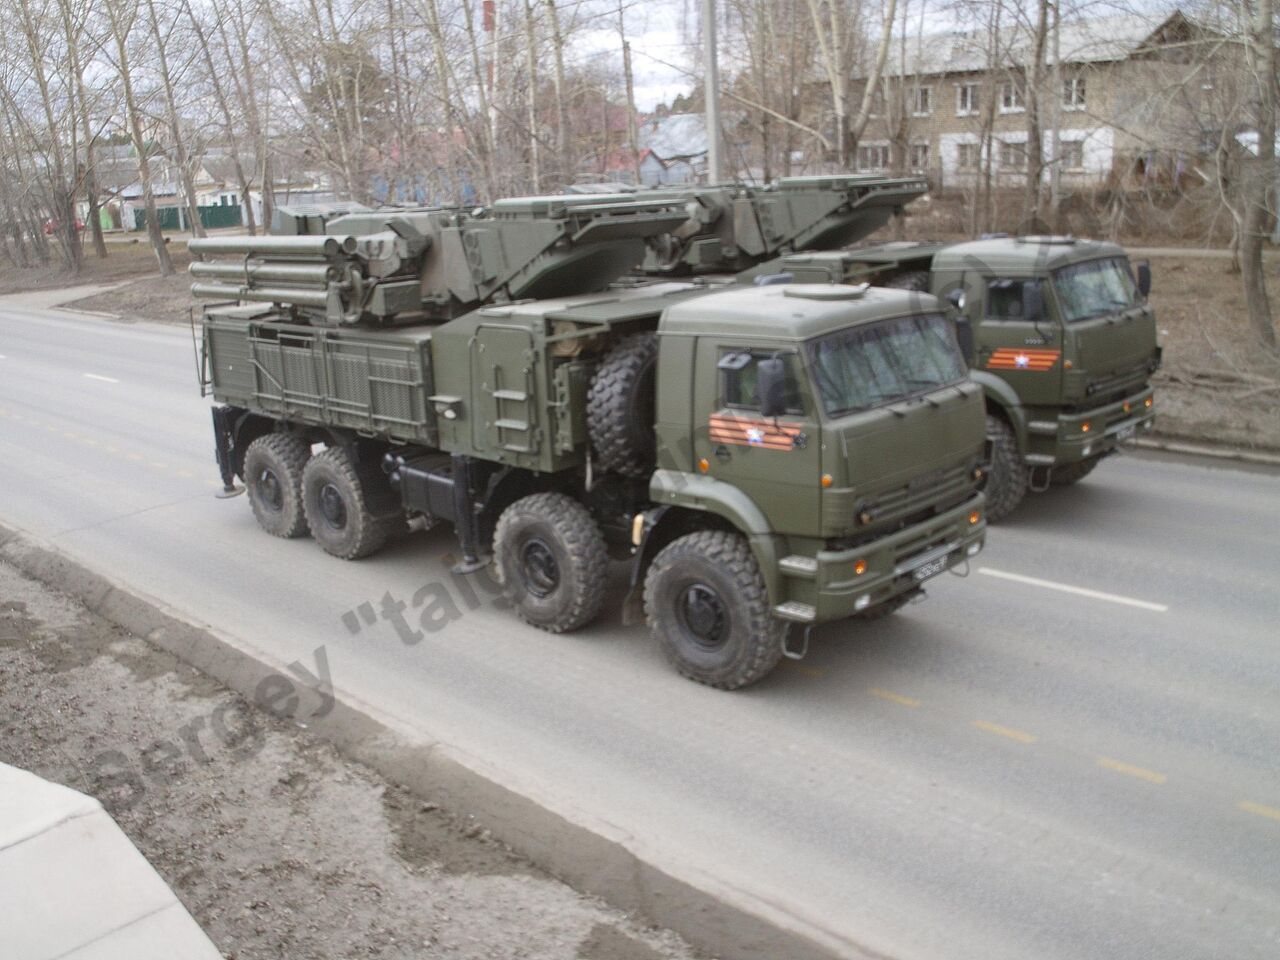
left=190, top=190, right=986, bottom=689
left=781, top=236, right=1161, bottom=520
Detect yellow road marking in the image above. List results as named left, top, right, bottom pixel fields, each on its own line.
left=972, top=719, right=1038, bottom=744
left=149, top=462, right=168, bottom=470
left=1097, top=756, right=1167, bottom=784
left=1239, top=801, right=1280, bottom=822
left=869, top=687, right=920, bottom=708
left=126, top=453, right=143, bottom=461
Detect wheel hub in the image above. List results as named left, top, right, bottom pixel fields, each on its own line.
left=258, top=468, right=283, bottom=512
left=319, top=482, right=348, bottom=529
left=678, top=583, right=727, bottom=650
left=519, top=538, right=560, bottom=598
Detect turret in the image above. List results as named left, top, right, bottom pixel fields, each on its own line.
left=188, top=194, right=689, bottom=327
left=638, top=174, right=929, bottom=276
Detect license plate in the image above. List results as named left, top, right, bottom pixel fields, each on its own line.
left=1116, top=424, right=1136, bottom=441
left=913, top=556, right=948, bottom=582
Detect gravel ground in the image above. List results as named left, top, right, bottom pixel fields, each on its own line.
left=0, top=560, right=707, bottom=960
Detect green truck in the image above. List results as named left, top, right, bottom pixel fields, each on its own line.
left=781, top=236, right=1161, bottom=519
left=190, top=182, right=986, bottom=689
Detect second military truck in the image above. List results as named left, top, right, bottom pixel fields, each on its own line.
left=776, top=236, right=1161, bottom=520
left=192, top=191, right=987, bottom=689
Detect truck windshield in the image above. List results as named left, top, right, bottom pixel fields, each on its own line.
left=1053, top=257, right=1138, bottom=323
left=806, top=313, right=967, bottom=417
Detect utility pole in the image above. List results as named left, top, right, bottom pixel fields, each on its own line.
left=1049, top=1, right=1062, bottom=229
left=702, top=0, right=723, bottom=184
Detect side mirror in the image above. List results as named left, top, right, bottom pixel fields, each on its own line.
left=1022, top=281, right=1045, bottom=324
left=946, top=288, right=967, bottom=312
left=1136, top=261, right=1151, bottom=298
left=757, top=356, right=788, bottom=418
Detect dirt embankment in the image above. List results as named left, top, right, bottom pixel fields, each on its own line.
left=0, top=560, right=704, bottom=960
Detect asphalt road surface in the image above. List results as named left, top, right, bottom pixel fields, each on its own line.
left=2, top=302, right=1278, bottom=960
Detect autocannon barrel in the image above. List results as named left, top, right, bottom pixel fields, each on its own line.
left=188, top=235, right=359, bottom=257
left=190, top=282, right=332, bottom=309
left=189, top=261, right=338, bottom=284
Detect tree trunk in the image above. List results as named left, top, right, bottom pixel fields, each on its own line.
left=545, top=0, right=569, bottom=186
left=1241, top=0, right=1276, bottom=348
left=145, top=0, right=205, bottom=242
left=1023, top=0, right=1050, bottom=226
left=107, top=0, right=174, bottom=276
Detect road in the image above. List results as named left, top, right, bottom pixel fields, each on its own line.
left=2, top=301, right=1278, bottom=960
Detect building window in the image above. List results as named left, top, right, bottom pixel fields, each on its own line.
left=1060, top=139, right=1084, bottom=170
left=956, top=83, right=979, bottom=116
left=1000, top=81, right=1024, bottom=113
left=999, top=140, right=1026, bottom=170
left=956, top=142, right=980, bottom=171
left=1063, top=75, right=1086, bottom=109
left=910, top=86, right=933, bottom=117
left=857, top=143, right=890, bottom=171
left=909, top=143, right=930, bottom=171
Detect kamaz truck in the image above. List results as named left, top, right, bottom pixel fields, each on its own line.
left=190, top=185, right=986, bottom=689
left=780, top=236, right=1161, bottom=519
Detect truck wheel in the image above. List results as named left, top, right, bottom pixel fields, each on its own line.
left=243, top=434, right=311, bottom=539
left=302, top=447, right=391, bottom=560
left=885, top=270, right=931, bottom=292
left=644, top=530, right=786, bottom=690
left=1050, top=457, right=1100, bottom=486
left=587, top=332, right=658, bottom=477
left=493, top=493, right=609, bottom=633
left=983, top=414, right=1028, bottom=522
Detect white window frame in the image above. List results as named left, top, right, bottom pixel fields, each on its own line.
left=856, top=142, right=891, bottom=172
left=955, top=142, right=980, bottom=171
left=910, top=86, right=933, bottom=117
left=908, top=141, right=931, bottom=172
left=999, top=139, right=1027, bottom=170
left=1059, top=139, right=1085, bottom=171
left=956, top=83, right=979, bottom=117
left=1063, top=75, right=1086, bottom=111
left=999, top=81, right=1025, bottom=114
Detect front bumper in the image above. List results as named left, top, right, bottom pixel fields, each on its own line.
left=773, top=492, right=986, bottom=623
left=1024, top=385, right=1156, bottom=466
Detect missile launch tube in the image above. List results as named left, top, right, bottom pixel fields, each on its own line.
left=189, top=261, right=338, bottom=284
left=190, top=282, right=332, bottom=309
left=188, top=235, right=359, bottom=257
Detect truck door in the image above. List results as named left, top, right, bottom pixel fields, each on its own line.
left=472, top=324, right=540, bottom=462
left=691, top=339, right=821, bottom=534
left=974, top=276, right=1063, bottom=405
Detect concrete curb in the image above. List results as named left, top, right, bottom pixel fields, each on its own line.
left=0, top=521, right=879, bottom=960
left=1134, top=436, right=1280, bottom=467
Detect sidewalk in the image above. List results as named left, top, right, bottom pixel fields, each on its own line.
left=0, top=560, right=703, bottom=960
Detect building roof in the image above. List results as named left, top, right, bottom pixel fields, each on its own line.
left=639, top=113, right=709, bottom=161
left=860, top=10, right=1201, bottom=80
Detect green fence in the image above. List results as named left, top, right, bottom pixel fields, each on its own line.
left=132, top=204, right=243, bottom=231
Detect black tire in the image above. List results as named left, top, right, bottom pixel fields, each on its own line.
left=644, top=530, right=786, bottom=690
left=983, top=414, right=1029, bottom=522
left=587, top=333, right=658, bottom=477
left=493, top=493, right=609, bottom=633
left=1050, top=456, right=1100, bottom=486
left=301, top=447, right=394, bottom=560
left=243, top=433, right=311, bottom=539
left=885, top=270, right=931, bottom=292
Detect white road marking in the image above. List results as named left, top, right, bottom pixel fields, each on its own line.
left=0, top=353, right=6, bottom=359
left=978, top=567, right=1169, bottom=613
left=83, top=373, right=119, bottom=383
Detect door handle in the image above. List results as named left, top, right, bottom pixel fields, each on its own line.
left=714, top=444, right=731, bottom=462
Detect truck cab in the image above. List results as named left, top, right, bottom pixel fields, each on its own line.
left=930, top=237, right=1160, bottom=518
left=642, top=283, right=987, bottom=663
left=783, top=236, right=1161, bottom=520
